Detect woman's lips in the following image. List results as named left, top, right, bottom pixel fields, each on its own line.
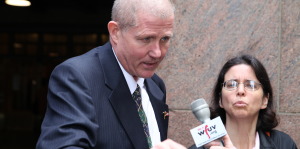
left=234, top=101, right=247, bottom=107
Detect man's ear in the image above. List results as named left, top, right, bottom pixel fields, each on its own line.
left=107, top=21, right=120, bottom=45
left=261, top=94, right=269, bottom=109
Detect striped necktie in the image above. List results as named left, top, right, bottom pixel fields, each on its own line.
left=132, top=84, right=152, bottom=148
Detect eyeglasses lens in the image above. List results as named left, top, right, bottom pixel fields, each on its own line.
left=223, top=80, right=260, bottom=91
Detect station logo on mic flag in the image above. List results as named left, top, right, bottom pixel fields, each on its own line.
left=190, top=116, right=227, bottom=147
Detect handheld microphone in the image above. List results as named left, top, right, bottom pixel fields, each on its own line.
left=190, top=98, right=227, bottom=148
left=190, top=98, right=211, bottom=123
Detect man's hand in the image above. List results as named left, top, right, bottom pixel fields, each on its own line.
left=151, top=139, right=186, bottom=149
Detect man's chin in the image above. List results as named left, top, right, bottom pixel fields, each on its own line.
left=138, top=71, right=155, bottom=78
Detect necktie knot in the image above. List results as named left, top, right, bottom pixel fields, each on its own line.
left=132, top=84, right=141, bottom=101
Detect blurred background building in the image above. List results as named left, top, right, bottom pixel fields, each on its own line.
left=0, top=0, right=113, bottom=148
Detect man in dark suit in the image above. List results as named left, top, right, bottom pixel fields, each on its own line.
left=36, top=0, right=186, bottom=148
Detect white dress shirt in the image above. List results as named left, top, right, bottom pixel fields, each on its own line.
left=112, top=48, right=161, bottom=146
left=253, top=132, right=260, bottom=149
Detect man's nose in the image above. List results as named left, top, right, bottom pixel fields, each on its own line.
left=149, top=42, right=162, bottom=58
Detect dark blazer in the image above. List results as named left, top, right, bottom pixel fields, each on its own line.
left=189, top=129, right=298, bottom=149
left=36, top=42, right=169, bottom=149
left=258, top=129, right=298, bottom=149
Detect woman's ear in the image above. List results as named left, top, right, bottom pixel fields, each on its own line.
left=107, top=21, right=120, bottom=45
left=219, top=94, right=223, bottom=108
left=261, top=94, right=269, bottom=109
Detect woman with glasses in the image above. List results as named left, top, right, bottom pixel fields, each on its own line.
left=190, top=55, right=297, bottom=149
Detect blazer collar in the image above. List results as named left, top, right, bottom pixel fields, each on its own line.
left=97, top=42, right=168, bottom=148
left=258, top=130, right=275, bottom=149
left=145, top=78, right=169, bottom=140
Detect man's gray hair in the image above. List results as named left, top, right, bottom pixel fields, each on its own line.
left=111, top=0, right=175, bottom=30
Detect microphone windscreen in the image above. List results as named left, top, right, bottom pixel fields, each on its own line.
left=191, top=98, right=210, bottom=123
left=191, top=98, right=206, bottom=110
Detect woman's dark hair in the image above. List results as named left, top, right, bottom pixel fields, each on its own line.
left=210, top=54, right=278, bottom=132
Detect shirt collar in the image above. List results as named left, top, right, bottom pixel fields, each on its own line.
left=112, top=47, right=145, bottom=94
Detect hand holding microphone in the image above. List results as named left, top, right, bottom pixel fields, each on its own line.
left=206, top=134, right=237, bottom=149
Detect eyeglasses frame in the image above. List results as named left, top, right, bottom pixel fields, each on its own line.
left=222, top=79, right=262, bottom=91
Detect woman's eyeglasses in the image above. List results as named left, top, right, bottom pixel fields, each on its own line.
left=222, top=80, right=262, bottom=91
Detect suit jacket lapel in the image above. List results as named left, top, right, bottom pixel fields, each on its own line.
left=109, top=82, right=149, bottom=149
left=145, top=78, right=169, bottom=141
left=98, top=42, right=149, bottom=149
left=258, top=130, right=274, bottom=149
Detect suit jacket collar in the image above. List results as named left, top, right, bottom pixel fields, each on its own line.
left=145, top=78, right=169, bottom=140
left=258, top=130, right=275, bottom=149
left=97, top=42, right=168, bottom=148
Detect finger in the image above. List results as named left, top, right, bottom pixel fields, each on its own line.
left=151, top=141, right=169, bottom=149
left=210, top=146, right=225, bottom=149
left=152, top=139, right=186, bottom=149
left=204, top=140, right=223, bottom=149
left=165, top=139, right=186, bottom=149
left=222, top=134, right=235, bottom=148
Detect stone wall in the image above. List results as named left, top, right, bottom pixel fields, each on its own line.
left=157, top=0, right=300, bottom=147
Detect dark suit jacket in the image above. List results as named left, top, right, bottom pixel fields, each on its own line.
left=36, top=42, right=169, bottom=149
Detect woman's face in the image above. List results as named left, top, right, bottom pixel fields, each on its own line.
left=220, top=64, right=268, bottom=120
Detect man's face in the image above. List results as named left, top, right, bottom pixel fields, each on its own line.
left=114, top=12, right=174, bottom=79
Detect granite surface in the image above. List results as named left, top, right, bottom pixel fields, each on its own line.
left=280, top=0, right=300, bottom=113
left=157, top=0, right=300, bottom=147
